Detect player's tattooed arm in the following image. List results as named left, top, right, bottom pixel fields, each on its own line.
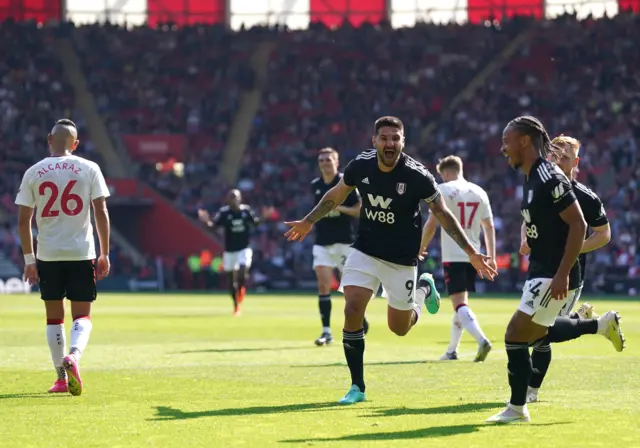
left=305, top=199, right=336, bottom=223
left=304, top=179, right=355, bottom=223
left=427, top=196, right=476, bottom=255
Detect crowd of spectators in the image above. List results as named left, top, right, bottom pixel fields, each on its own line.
left=71, top=19, right=536, bottom=289
left=0, top=19, right=140, bottom=278
left=422, top=12, right=640, bottom=291
left=2, top=14, right=637, bottom=293
left=0, top=20, right=79, bottom=271
left=75, top=14, right=640, bottom=293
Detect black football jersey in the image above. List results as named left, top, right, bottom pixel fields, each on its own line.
left=212, top=204, right=259, bottom=252
left=521, top=158, right=581, bottom=288
left=573, top=180, right=609, bottom=284
left=343, top=150, right=440, bottom=266
left=312, top=173, right=359, bottom=246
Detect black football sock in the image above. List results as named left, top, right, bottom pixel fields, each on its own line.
left=343, top=328, right=365, bottom=392
left=228, top=272, right=237, bottom=307
left=319, top=294, right=332, bottom=331
left=237, top=268, right=247, bottom=290
left=546, top=317, right=597, bottom=343
left=505, top=341, right=532, bottom=406
left=529, top=342, right=552, bottom=389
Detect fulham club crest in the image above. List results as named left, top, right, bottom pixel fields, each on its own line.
left=396, top=182, right=406, bottom=195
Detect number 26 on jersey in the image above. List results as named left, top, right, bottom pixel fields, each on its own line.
left=39, top=180, right=84, bottom=217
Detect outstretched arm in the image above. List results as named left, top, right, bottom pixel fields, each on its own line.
left=427, top=196, right=497, bottom=280
left=427, top=195, right=476, bottom=256
left=285, top=178, right=355, bottom=242
left=304, top=179, right=355, bottom=223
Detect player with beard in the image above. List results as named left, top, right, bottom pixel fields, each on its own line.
left=285, top=116, right=497, bottom=404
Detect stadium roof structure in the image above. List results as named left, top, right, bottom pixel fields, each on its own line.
left=2, top=0, right=637, bottom=29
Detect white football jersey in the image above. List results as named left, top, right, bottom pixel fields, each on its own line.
left=437, top=179, right=492, bottom=263
left=15, top=155, right=110, bottom=262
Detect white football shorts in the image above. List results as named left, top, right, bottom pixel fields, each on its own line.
left=223, top=248, right=253, bottom=272
left=558, top=284, right=583, bottom=317
left=340, top=249, right=416, bottom=311
left=518, top=278, right=579, bottom=327
left=312, top=243, right=352, bottom=270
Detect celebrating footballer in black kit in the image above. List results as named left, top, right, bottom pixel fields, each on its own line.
left=487, top=116, right=612, bottom=424
left=198, top=189, right=262, bottom=316
left=311, top=147, right=366, bottom=347
left=519, top=135, right=624, bottom=405
left=285, top=116, right=497, bottom=405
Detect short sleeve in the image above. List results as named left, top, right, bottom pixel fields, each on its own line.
left=91, top=166, right=111, bottom=200
left=343, top=159, right=358, bottom=187
left=547, top=175, right=576, bottom=214
left=14, top=170, right=35, bottom=208
left=582, top=196, right=608, bottom=228
left=419, top=170, right=441, bottom=203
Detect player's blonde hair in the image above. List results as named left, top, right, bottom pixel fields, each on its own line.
left=318, top=147, right=339, bottom=161
left=551, top=135, right=581, bottom=157
left=436, top=155, right=463, bottom=175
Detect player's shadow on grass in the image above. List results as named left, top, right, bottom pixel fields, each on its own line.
left=291, top=360, right=438, bottom=368
left=280, top=422, right=570, bottom=443
left=0, top=393, right=52, bottom=400
left=177, top=346, right=316, bottom=354
left=152, top=402, right=341, bottom=421
left=363, top=401, right=505, bottom=417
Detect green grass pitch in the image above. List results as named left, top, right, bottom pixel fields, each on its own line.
left=0, top=293, right=638, bottom=447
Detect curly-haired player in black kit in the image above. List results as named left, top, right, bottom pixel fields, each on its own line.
left=519, top=134, right=624, bottom=405
left=487, top=116, right=624, bottom=424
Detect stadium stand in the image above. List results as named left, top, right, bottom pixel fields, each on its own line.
left=0, top=20, right=139, bottom=279
left=2, top=14, right=638, bottom=293
left=423, top=13, right=640, bottom=293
